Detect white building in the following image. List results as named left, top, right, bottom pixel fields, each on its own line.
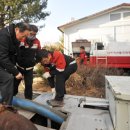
left=58, top=3, right=130, bottom=55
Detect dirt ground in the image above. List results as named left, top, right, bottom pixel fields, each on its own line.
left=19, top=75, right=105, bottom=98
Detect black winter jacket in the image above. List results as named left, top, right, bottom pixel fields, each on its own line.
left=0, top=24, right=19, bottom=76
left=16, top=38, right=41, bottom=68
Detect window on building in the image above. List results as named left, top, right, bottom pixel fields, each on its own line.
left=96, top=42, right=104, bottom=50
left=110, top=13, right=121, bottom=21
left=123, top=12, right=130, bottom=19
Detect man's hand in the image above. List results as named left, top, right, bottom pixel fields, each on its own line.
left=15, top=73, right=23, bottom=79
left=42, top=72, right=51, bottom=79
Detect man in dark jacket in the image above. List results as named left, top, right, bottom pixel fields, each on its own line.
left=37, top=49, right=77, bottom=107
left=0, top=22, right=30, bottom=105
left=13, top=25, right=41, bottom=99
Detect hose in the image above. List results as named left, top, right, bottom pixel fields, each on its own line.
left=12, top=96, right=67, bottom=124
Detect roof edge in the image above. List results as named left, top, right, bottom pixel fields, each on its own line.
left=58, top=3, right=130, bottom=32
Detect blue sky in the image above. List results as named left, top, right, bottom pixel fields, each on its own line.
left=37, top=0, right=130, bottom=46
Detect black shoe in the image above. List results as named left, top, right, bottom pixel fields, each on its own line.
left=46, top=99, right=64, bottom=107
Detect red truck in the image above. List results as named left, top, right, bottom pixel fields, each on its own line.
left=89, top=42, right=130, bottom=68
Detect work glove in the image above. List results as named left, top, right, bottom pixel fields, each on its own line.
left=42, top=72, right=51, bottom=79
left=51, top=88, right=56, bottom=99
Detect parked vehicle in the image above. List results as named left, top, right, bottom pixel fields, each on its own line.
left=89, top=42, right=130, bottom=68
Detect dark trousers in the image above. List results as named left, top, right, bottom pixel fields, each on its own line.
left=48, top=63, right=77, bottom=101
left=13, top=67, right=33, bottom=100
left=0, top=68, right=14, bottom=105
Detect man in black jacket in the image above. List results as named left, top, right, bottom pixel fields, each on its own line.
left=0, top=22, right=30, bottom=105
left=13, top=25, right=41, bottom=99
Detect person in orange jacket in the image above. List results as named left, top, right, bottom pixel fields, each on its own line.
left=79, top=46, right=87, bottom=65
left=37, top=49, right=77, bottom=107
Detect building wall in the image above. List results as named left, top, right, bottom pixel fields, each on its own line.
left=63, top=8, right=130, bottom=55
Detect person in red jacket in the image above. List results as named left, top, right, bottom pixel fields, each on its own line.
left=37, top=49, right=77, bottom=107
left=79, top=46, right=87, bottom=65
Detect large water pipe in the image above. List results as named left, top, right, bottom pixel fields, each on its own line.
left=12, top=96, right=67, bottom=124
